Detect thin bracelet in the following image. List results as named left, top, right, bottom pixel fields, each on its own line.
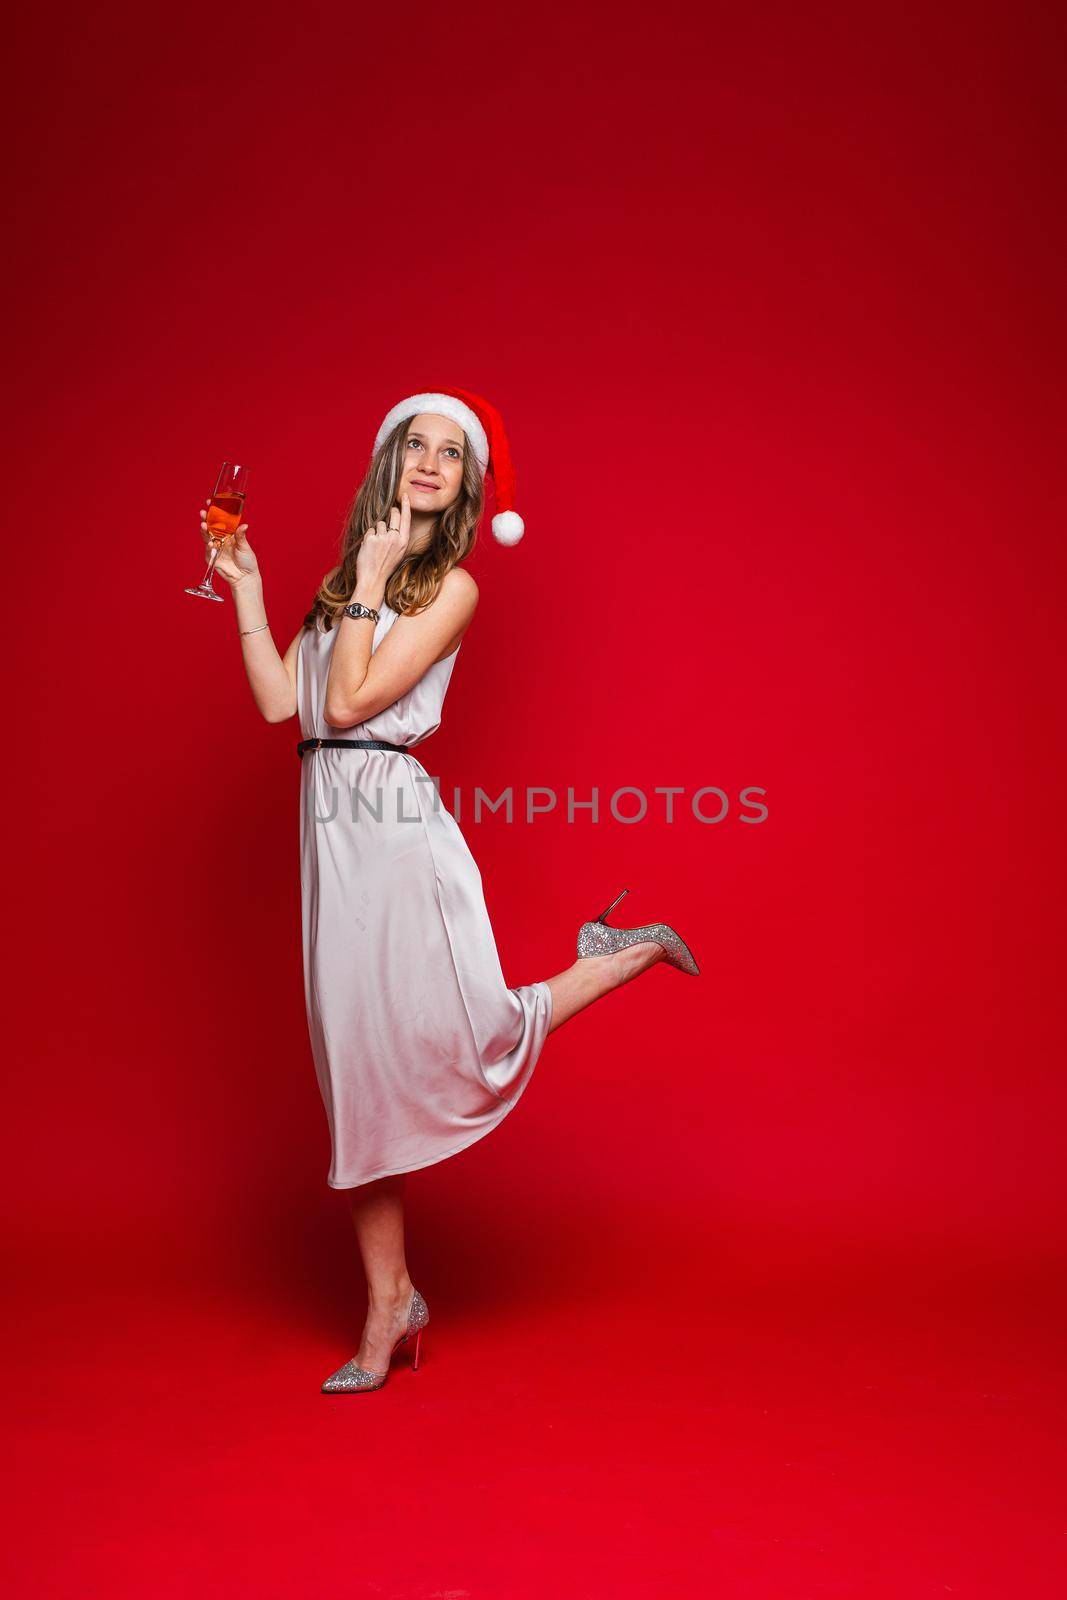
left=239, top=621, right=271, bottom=637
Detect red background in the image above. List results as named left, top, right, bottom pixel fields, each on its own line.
left=5, top=2, right=1065, bottom=1595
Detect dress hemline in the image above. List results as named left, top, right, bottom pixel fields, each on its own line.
left=323, top=980, right=553, bottom=1190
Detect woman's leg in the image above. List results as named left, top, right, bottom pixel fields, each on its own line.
left=346, top=1174, right=417, bottom=1373
left=340, top=949, right=665, bottom=1362
left=544, top=940, right=664, bottom=1033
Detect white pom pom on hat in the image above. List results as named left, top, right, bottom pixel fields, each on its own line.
left=373, top=386, right=525, bottom=545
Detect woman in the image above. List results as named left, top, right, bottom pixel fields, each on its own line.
left=198, top=387, right=700, bottom=1394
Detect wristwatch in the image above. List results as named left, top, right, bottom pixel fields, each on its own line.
left=343, top=601, right=381, bottom=624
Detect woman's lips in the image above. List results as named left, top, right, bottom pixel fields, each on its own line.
left=411, top=481, right=439, bottom=491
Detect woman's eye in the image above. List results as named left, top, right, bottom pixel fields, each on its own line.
left=408, top=439, right=461, bottom=459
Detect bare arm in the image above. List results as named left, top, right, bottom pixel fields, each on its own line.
left=197, top=501, right=302, bottom=723
left=232, top=580, right=303, bottom=723
left=323, top=566, right=478, bottom=728
left=323, top=489, right=479, bottom=727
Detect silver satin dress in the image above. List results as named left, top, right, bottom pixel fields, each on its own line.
left=296, top=603, right=554, bottom=1188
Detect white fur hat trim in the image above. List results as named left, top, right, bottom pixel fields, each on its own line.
left=373, top=393, right=489, bottom=476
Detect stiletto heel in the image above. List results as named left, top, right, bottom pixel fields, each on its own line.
left=321, top=1287, right=430, bottom=1393
left=576, top=887, right=700, bottom=976
left=596, top=888, right=630, bottom=923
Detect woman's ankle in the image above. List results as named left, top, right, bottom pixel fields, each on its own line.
left=367, top=1274, right=414, bottom=1313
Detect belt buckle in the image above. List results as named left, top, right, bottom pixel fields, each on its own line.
left=313, top=738, right=323, bottom=751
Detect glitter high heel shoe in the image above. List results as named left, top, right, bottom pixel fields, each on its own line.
left=576, top=888, right=700, bottom=976
left=320, top=1287, right=430, bottom=1394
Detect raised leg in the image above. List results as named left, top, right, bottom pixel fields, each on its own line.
left=543, top=940, right=665, bottom=1033
left=345, top=1174, right=417, bottom=1373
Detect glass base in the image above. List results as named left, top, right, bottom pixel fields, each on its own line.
left=184, top=583, right=225, bottom=602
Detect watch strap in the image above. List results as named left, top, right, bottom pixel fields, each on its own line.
left=343, top=601, right=381, bottom=624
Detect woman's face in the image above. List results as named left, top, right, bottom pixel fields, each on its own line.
left=399, top=412, right=467, bottom=515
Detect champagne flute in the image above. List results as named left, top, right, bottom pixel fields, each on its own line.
left=185, top=460, right=250, bottom=602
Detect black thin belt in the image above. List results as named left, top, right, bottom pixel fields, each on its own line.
left=297, top=738, right=410, bottom=760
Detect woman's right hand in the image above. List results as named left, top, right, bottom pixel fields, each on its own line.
left=199, top=499, right=261, bottom=587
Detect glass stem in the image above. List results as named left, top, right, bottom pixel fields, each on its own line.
left=201, top=541, right=222, bottom=586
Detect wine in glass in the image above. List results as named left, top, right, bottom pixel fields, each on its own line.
left=185, top=460, right=250, bottom=602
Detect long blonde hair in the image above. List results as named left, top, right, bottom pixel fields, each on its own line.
left=304, top=417, right=484, bottom=630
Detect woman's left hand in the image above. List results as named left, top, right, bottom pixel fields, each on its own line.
left=354, top=493, right=412, bottom=596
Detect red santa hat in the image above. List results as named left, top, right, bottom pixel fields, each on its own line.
left=373, top=386, right=525, bottom=545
